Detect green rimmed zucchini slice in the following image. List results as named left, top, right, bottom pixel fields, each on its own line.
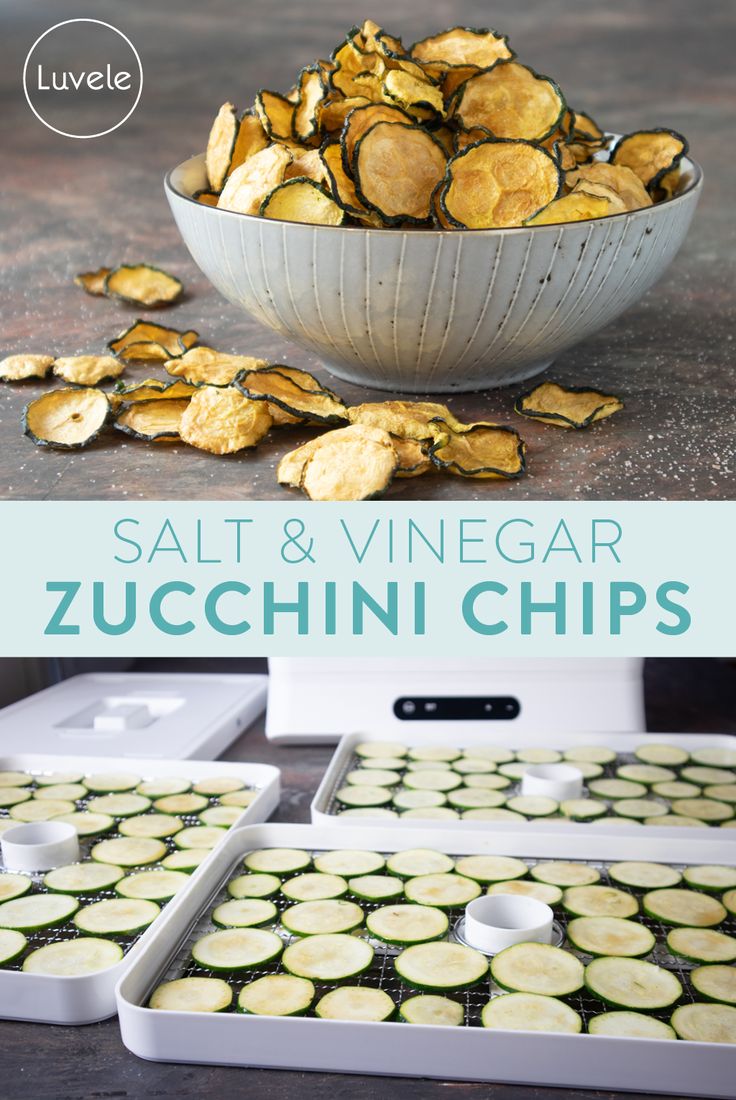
left=616, top=764, right=675, bottom=786
left=198, top=806, right=242, bottom=828
left=115, top=399, right=190, bottom=443
left=359, top=757, right=406, bottom=771
left=55, top=811, right=116, bottom=837
left=403, top=769, right=463, bottom=793
left=463, top=808, right=525, bottom=823
left=137, top=777, right=191, bottom=798
left=653, top=780, right=701, bottom=799
left=366, top=904, right=448, bottom=945
left=704, top=784, right=736, bottom=804
left=439, top=138, right=560, bottom=229
left=682, top=766, right=735, bottom=786
left=23, top=937, right=123, bottom=976
left=643, top=889, right=727, bottom=927
left=724, top=890, right=736, bottom=915
left=0, top=771, right=31, bottom=786
left=244, top=848, right=311, bottom=875
left=452, top=758, right=497, bottom=775
left=405, top=760, right=453, bottom=772
left=505, top=795, right=559, bottom=818
left=463, top=773, right=512, bottom=790
left=461, top=746, right=515, bottom=764
left=173, top=826, right=226, bottom=851
left=206, top=102, right=239, bottom=190
left=396, top=941, right=488, bottom=992
left=91, top=837, right=168, bottom=867
left=0, top=927, right=27, bottom=966
left=634, top=743, right=690, bottom=767
left=386, top=849, right=454, bottom=879
left=691, top=748, right=736, bottom=768
left=282, top=932, right=373, bottom=981
left=498, top=762, right=531, bottom=780
left=355, top=741, right=408, bottom=759
left=315, top=986, right=395, bottom=1022
left=52, top=356, right=125, bottom=386
left=161, top=849, right=208, bottom=872
left=0, top=354, right=54, bottom=382
left=348, top=874, right=404, bottom=902
left=228, top=873, right=281, bottom=900
left=585, top=956, right=682, bottom=1011
left=353, top=122, right=446, bottom=226
left=531, top=862, right=600, bottom=888
left=282, top=898, right=363, bottom=936
left=515, top=748, right=563, bottom=764
left=74, top=897, right=160, bottom=936
left=683, top=866, right=736, bottom=893
left=563, top=745, right=617, bottom=765
left=281, top=873, right=347, bottom=902
left=193, top=927, right=283, bottom=972
left=404, top=873, right=481, bottom=909
left=402, top=807, right=460, bottom=821
left=260, top=177, right=345, bottom=227
left=566, top=916, right=655, bottom=958
left=119, top=814, right=183, bottom=839
left=393, top=789, right=446, bottom=810
left=44, top=862, right=124, bottom=895
left=690, top=965, right=736, bottom=1005
left=454, top=856, right=527, bottom=884
left=238, top=973, right=313, bottom=1017
left=164, top=347, right=266, bottom=389
left=643, top=814, right=707, bottom=828
left=212, top=898, right=278, bottom=928
left=335, top=786, right=393, bottom=808
left=151, top=976, right=233, bottom=1013
left=589, top=780, right=648, bottom=802
left=9, top=798, right=76, bottom=823
left=219, top=790, right=257, bottom=809
left=346, top=768, right=400, bottom=788
left=447, top=788, right=506, bottom=810
left=611, top=128, right=688, bottom=192
left=74, top=267, right=111, bottom=297
left=104, top=264, right=182, bottom=309
left=236, top=365, right=348, bottom=426
left=560, top=798, right=608, bottom=821
left=87, top=793, right=151, bottom=817
left=85, top=772, right=141, bottom=793
left=563, top=885, right=638, bottom=919
left=491, top=942, right=584, bottom=996
left=0, top=873, right=32, bottom=902
left=481, top=992, right=582, bottom=1033
left=107, top=321, right=199, bottom=362
left=486, top=881, right=563, bottom=908
left=588, top=1011, right=676, bottom=1040
left=613, top=799, right=669, bottom=820
left=430, top=421, right=526, bottom=480
left=0, top=893, right=79, bottom=931
left=399, top=993, right=464, bottom=1026
left=608, top=861, right=682, bottom=890
left=667, top=927, right=736, bottom=964
left=116, top=869, right=189, bottom=902
left=670, top=1002, right=736, bottom=1044
left=515, top=381, right=622, bottom=429
left=23, top=388, right=110, bottom=450
left=153, top=793, right=209, bottom=815
left=410, top=25, right=513, bottom=72
left=671, top=798, right=733, bottom=822
left=34, top=782, right=87, bottom=802
left=453, top=60, right=564, bottom=142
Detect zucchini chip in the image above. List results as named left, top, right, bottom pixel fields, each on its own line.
left=74, top=267, right=112, bottom=296
left=206, top=103, right=240, bottom=191
left=260, top=178, right=345, bottom=226
left=354, top=123, right=447, bottom=224
left=229, top=112, right=269, bottom=177
left=655, top=167, right=681, bottom=201
left=569, top=179, right=628, bottom=215
left=440, top=140, right=561, bottom=229
left=411, top=27, right=513, bottom=72
left=254, top=90, right=296, bottom=142
left=454, top=125, right=493, bottom=153
left=347, top=400, right=461, bottom=441
left=108, top=320, right=199, bottom=361
left=53, top=355, right=125, bottom=385
left=430, top=422, right=526, bottom=479
left=110, top=377, right=196, bottom=407
left=515, top=381, right=623, bottom=429
left=319, top=95, right=371, bottom=132
left=192, top=189, right=220, bottom=207
left=342, top=103, right=414, bottom=174
left=284, top=146, right=327, bottom=184
left=236, top=365, right=348, bottom=425
left=293, top=66, right=327, bottom=143
left=277, top=424, right=395, bottom=488
left=0, top=354, right=54, bottom=382
left=392, top=437, right=432, bottom=478
left=103, top=264, right=183, bottom=308
left=453, top=61, right=565, bottom=143
left=525, top=191, right=613, bottom=226
left=217, top=143, right=293, bottom=216
left=115, top=398, right=191, bottom=442
left=165, top=346, right=267, bottom=387
left=566, top=162, right=652, bottom=212
left=321, top=142, right=369, bottom=216
left=382, top=70, right=444, bottom=122
left=300, top=428, right=397, bottom=501
left=179, top=386, right=272, bottom=454
left=612, top=128, right=688, bottom=191
left=573, top=111, right=605, bottom=144
left=24, top=388, right=110, bottom=449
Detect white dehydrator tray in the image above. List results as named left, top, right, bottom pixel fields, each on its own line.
left=116, top=823, right=735, bottom=1096
left=0, top=754, right=279, bottom=1024
left=311, top=730, right=736, bottom=837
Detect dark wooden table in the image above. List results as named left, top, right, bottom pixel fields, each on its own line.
left=2, top=656, right=734, bottom=1100
left=2, top=0, right=734, bottom=500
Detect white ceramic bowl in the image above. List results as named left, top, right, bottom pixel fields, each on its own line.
left=165, top=152, right=702, bottom=393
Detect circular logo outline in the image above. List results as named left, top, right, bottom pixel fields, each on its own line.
left=23, top=18, right=143, bottom=140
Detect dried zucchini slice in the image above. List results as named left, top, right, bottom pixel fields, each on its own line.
left=342, top=103, right=413, bottom=173
left=347, top=400, right=460, bottom=441
left=0, top=354, right=54, bottom=382
left=165, top=347, right=267, bottom=387
left=254, top=89, right=295, bottom=142
left=570, top=179, right=628, bottom=215
left=292, top=66, right=326, bottom=142
left=525, top=191, right=613, bottom=226
left=179, top=386, right=272, bottom=455
left=453, top=61, right=565, bottom=143
left=392, top=437, right=432, bottom=477
left=24, top=387, right=109, bottom=449
left=237, top=365, right=348, bottom=425
left=573, top=111, right=605, bottom=143
left=115, top=399, right=190, bottom=442
left=515, top=381, right=623, bottom=429
left=206, top=102, right=239, bottom=191
left=192, top=189, right=220, bottom=207
left=411, top=27, right=513, bottom=71
left=320, top=141, right=368, bottom=216
left=454, top=125, right=493, bottom=153
left=567, top=162, right=652, bottom=212
left=104, top=264, right=183, bottom=308
left=382, top=69, right=444, bottom=121
left=612, top=128, right=688, bottom=192
left=430, top=422, right=525, bottom=479
left=301, top=429, right=397, bottom=501
left=110, top=378, right=196, bottom=406
left=260, top=178, right=345, bottom=226
left=319, top=95, right=371, bottom=132
left=108, top=320, right=199, bottom=361
left=74, top=266, right=112, bottom=296
left=277, top=424, right=391, bottom=487
left=218, top=143, right=292, bottom=216
left=284, top=145, right=326, bottom=184
left=440, top=140, right=561, bottom=228
left=53, top=355, right=125, bottom=385
left=228, top=111, right=269, bottom=177
left=354, top=122, right=447, bottom=224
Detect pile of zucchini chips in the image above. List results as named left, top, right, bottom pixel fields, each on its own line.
left=200, top=20, right=688, bottom=229
left=0, top=768, right=255, bottom=976
left=330, top=740, right=736, bottom=826
left=149, top=844, right=736, bottom=1044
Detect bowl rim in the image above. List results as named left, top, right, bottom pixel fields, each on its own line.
left=165, top=149, right=703, bottom=237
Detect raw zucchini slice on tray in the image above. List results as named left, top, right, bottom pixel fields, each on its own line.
left=154, top=793, right=208, bottom=814
left=634, top=743, right=690, bottom=767
left=531, top=862, right=600, bottom=888
left=404, top=873, right=481, bottom=909
left=454, top=855, right=527, bottom=884
left=683, top=865, right=736, bottom=893
left=137, top=777, right=191, bottom=798
left=85, top=772, right=141, bottom=793
left=10, top=798, right=76, bottom=822
left=690, top=965, right=736, bottom=1005
left=481, top=992, right=582, bottom=1033
left=335, top=786, right=393, bottom=808
left=0, top=788, right=32, bottom=808
left=91, top=837, right=168, bottom=867
left=386, top=849, right=454, bottom=878
left=0, top=893, right=79, bottom=931
left=193, top=928, right=283, bottom=971
left=0, top=928, right=27, bottom=966
left=345, top=768, right=401, bottom=788
left=162, top=849, right=208, bottom=872
left=282, top=899, right=364, bottom=936
left=88, top=794, right=153, bottom=818
left=55, top=811, right=115, bottom=837
left=366, top=904, right=448, bottom=945
left=642, top=889, right=727, bottom=927
left=44, top=862, right=124, bottom=895
left=487, top=879, right=563, bottom=905
left=0, top=873, right=32, bottom=903
left=666, top=927, right=736, bottom=964
left=394, top=789, right=446, bottom=810
left=608, top=861, right=683, bottom=890
left=566, top=916, right=655, bottom=958
left=116, top=870, right=190, bottom=902
left=505, top=795, right=558, bottom=817
left=403, top=770, right=462, bottom=792
left=193, top=777, right=245, bottom=796
left=670, top=1002, right=736, bottom=1044
left=238, top=973, right=314, bottom=1016
left=74, top=898, right=160, bottom=936
left=355, top=741, right=408, bottom=759
left=174, top=826, right=227, bottom=850
left=491, top=943, right=584, bottom=996
left=315, top=986, right=395, bottom=1022
left=588, top=1011, right=676, bottom=1040
left=563, top=745, right=617, bottom=765
left=348, top=874, right=404, bottom=902
left=22, top=937, right=123, bottom=976
left=212, top=898, right=278, bottom=928
left=281, top=872, right=347, bottom=901
left=396, top=941, right=488, bottom=992
left=563, top=885, right=639, bottom=919
left=282, top=933, right=373, bottom=981
left=119, top=813, right=183, bottom=839
left=585, top=957, right=682, bottom=1010
left=150, top=976, right=233, bottom=1013
left=399, top=994, right=465, bottom=1026
left=561, top=799, right=607, bottom=821
left=228, top=873, right=281, bottom=899
left=313, top=849, right=385, bottom=877
left=243, top=848, right=311, bottom=875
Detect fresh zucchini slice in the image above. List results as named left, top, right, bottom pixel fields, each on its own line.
left=652, top=781, right=701, bottom=800
left=335, top=786, right=393, bottom=808
left=464, top=773, right=512, bottom=790
left=282, top=899, right=364, bottom=936
left=393, top=789, right=446, bottom=810
left=0, top=893, right=79, bottom=931
left=563, top=745, right=617, bottom=765
left=313, top=849, right=385, bottom=877
left=10, top=798, right=75, bottom=822
left=463, top=808, right=525, bottom=823
left=74, top=897, right=160, bottom=936
left=0, top=788, right=31, bottom=807
left=0, top=927, right=27, bottom=965
left=487, top=880, right=563, bottom=905
left=91, top=837, right=168, bottom=867
left=403, top=769, right=463, bottom=792
left=238, top=973, right=314, bottom=1017
left=34, top=782, right=87, bottom=802
left=404, top=873, right=481, bottom=909
left=568, top=762, right=604, bottom=780
left=104, top=264, right=182, bottom=309
left=346, top=768, right=401, bottom=788
left=0, top=771, right=31, bottom=787
left=588, top=779, right=648, bottom=801
left=516, top=748, right=563, bottom=764
left=387, top=849, right=455, bottom=879
left=150, top=976, right=233, bottom=1013
left=614, top=799, right=669, bottom=820
left=0, top=873, right=32, bottom=902
left=667, top=927, right=736, bottom=964
left=348, top=874, right=404, bottom=902
left=316, top=986, right=395, bottom=1022
left=154, top=793, right=209, bottom=815
left=462, top=746, right=515, bottom=764
left=405, top=760, right=454, bottom=772
left=137, top=777, right=191, bottom=798
left=560, top=799, right=607, bottom=821
left=491, top=943, right=584, bottom=996
left=482, top=992, right=582, bottom=1033
left=193, top=928, right=283, bottom=972
left=682, top=766, right=735, bottom=787
left=161, top=849, right=208, bottom=872
left=244, top=848, right=311, bottom=875
left=566, top=916, right=655, bottom=958
left=281, top=873, right=348, bottom=902
left=452, top=758, right=497, bottom=775
left=86, top=794, right=152, bottom=817
left=282, top=932, right=373, bottom=981
left=530, top=862, right=600, bottom=888
left=116, top=870, right=189, bottom=902
left=498, top=762, right=530, bottom=780
left=396, top=941, right=488, bottom=992
left=339, top=807, right=399, bottom=820
left=643, top=889, right=727, bottom=927
left=55, top=811, right=115, bottom=837
left=193, top=777, right=245, bottom=797
left=683, top=866, right=736, bottom=893
left=198, top=806, right=242, bottom=828
left=724, top=889, right=736, bottom=915
left=643, top=814, right=707, bottom=828
left=85, top=772, right=141, bottom=793
left=448, top=788, right=506, bottom=810
left=690, top=965, right=736, bottom=1005
left=355, top=741, right=408, bottom=758
left=359, top=757, right=407, bottom=771
left=228, top=873, right=282, bottom=899
left=407, top=746, right=462, bottom=763
left=454, top=855, right=527, bottom=884
left=588, top=1011, right=676, bottom=1040
left=219, top=790, right=257, bottom=809
left=670, top=1002, right=736, bottom=1044
left=23, top=937, right=123, bottom=976
left=563, top=885, right=639, bottom=919
left=399, top=994, right=464, bottom=1026
left=119, top=813, right=183, bottom=839
left=44, top=862, right=124, bottom=895
left=585, top=956, right=682, bottom=1011
left=402, top=807, right=460, bottom=821
left=691, top=748, right=736, bottom=768
left=367, top=904, right=448, bottom=945
left=634, top=743, right=689, bottom=767
left=505, top=796, right=559, bottom=818
left=608, top=861, right=682, bottom=890
left=174, top=826, right=227, bottom=850
left=616, top=764, right=675, bottom=785
left=212, top=898, right=278, bottom=928
left=704, top=784, right=736, bottom=804
left=671, top=798, right=733, bottom=822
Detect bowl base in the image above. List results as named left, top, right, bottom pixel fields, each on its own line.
left=318, top=357, right=555, bottom=395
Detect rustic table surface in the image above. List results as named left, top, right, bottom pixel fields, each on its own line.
left=2, top=655, right=735, bottom=1100
left=2, top=0, right=734, bottom=501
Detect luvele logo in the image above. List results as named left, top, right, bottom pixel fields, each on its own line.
left=23, top=19, right=142, bottom=139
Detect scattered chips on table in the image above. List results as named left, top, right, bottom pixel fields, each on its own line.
left=108, top=321, right=199, bottom=362
left=109, top=378, right=197, bottom=408
left=0, top=354, right=54, bottom=382
left=179, top=386, right=273, bottom=454
left=165, top=347, right=267, bottom=387
left=515, top=381, right=623, bottom=429
left=301, top=426, right=398, bottom=501
left=75, top=264, right=182, bottom=307
left=236, top=366, right=349, bottom=425
left=53, top=356, right=125, bottom=386
left=429, top=423, right=526, bottom=479
left=115, top=399, right=191, bottom=442
left=74, top=267, right=112, bottom=297
left=23, top=388, right=110, bottom=449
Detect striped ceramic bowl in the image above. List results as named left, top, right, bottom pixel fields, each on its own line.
left=165, top=151, right=702, bottom=393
